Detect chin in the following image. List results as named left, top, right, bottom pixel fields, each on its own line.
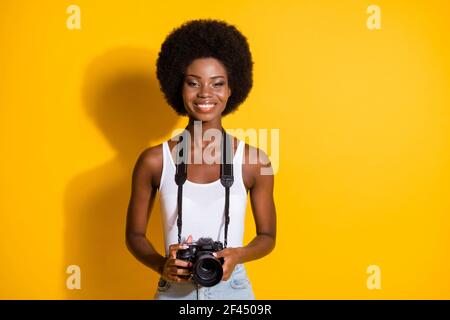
left=191, top=113, right=219, bottom=122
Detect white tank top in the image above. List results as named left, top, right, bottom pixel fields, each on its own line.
left=158, top=138, right=247, bottom=256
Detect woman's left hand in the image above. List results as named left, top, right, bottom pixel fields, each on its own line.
left=213, top=247, right=242, bottom=281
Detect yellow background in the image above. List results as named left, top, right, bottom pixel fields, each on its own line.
left=1, top=0, right=449, bottom=299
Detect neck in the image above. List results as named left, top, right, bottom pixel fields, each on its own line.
left=185, top=118, right=223, bottom=149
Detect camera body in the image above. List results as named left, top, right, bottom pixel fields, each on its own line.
left=176, top=237, right=225, bottom=287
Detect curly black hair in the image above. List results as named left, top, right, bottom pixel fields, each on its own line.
left=156, top=19, right=254, bottom=116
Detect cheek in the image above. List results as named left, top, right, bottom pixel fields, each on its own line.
left=217, top=88, right=231, bottom=101
left=182, top=87, right=196, bottom=100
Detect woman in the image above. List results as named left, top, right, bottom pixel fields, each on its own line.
left=126, top=19, right=276, bottom=300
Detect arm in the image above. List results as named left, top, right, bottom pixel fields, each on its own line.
left=125, top=147, right=166, bottom=275
left=215, top=148, right=277, bottom=280
left=125, top=146, right=192, bottom=282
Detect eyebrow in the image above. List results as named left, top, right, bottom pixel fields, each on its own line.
left=185, top=74, right=225, bottom=79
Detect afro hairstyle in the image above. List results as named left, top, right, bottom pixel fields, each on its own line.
left=156, top=19, right=254, bottom=116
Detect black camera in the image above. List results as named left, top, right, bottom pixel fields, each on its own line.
left=176, top=237, right=225, bottom=287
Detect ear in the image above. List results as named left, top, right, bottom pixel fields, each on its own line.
left=228, top=87, right=232, bottom=97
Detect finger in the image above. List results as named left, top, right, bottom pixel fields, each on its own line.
left=186, top=235, right=193, bottom=243
left=164, top=258, right=175, bottom=268
left=173, top=259, right=192, bottom=268
left=213, top=249, right=228, bottom=259
left=166, top=271, right=191, bottom=283
left=166, top=265, right=191, bottom=277
left=221, top=268, right=231, bottom=281
left=168, top=244, right=178, bottom=259
left=175, top=268, right=191, bottom=276
left=164, top=266, right=179, bottom=277
left=168, top=266, right=190, bottom=276
left=167, top=274, right=190, bottom=283
left=174, top=276, right=191, bottom=283
left=222, top=274, right=231, bottom=281
left=166, top=257, right=189, bottom=268
left=222, top=267, right=229, bottom=278
left=169, top=243, right=188, bottom=259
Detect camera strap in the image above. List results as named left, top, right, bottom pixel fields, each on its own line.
left=174, top=127, right=234, bottom=247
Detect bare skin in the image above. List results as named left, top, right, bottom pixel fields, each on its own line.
left=126, top=57, right=276, bottom=283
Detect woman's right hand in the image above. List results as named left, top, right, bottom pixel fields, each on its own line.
left=161, top=235, right=193, bottom=282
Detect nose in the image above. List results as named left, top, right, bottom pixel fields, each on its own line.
left=197, top=84, right=212, bottom=98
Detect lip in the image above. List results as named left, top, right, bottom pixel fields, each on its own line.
left=193, top=102, right=217, bottom=113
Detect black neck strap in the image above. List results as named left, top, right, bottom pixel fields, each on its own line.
left=174, top=127, right=234, bottom=247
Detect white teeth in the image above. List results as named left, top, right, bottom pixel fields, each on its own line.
left=196, top=104, right=215, bottom=108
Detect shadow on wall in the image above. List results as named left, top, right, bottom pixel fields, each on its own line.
left=64, top=47, right=179, bottom=299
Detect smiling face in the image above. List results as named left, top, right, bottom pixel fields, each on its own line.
left=182, top=57, right=232, bottom=122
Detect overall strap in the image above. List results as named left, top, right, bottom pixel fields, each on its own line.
left=174, top=128, right=234, bottom=247
left=174, top=130, right=189, bottom=244
left=220, top=127, right=234, bottom=247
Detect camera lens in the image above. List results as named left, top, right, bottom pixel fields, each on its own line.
left=199, top=260, right=216, bottom=276
left=193, top=254, right=223, bottom=287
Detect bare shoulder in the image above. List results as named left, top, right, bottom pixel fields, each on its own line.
left=242, top=142, right=273, bottom=191
left=134, top=143, right=164, bottom=189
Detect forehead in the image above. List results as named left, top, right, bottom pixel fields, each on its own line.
left=185, top=57, right=227, bottom=77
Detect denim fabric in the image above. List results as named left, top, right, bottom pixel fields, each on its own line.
left=154, top=264, right=255, bottom=300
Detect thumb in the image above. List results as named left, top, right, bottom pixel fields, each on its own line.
left=186, top=235, right=193, bottom=243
